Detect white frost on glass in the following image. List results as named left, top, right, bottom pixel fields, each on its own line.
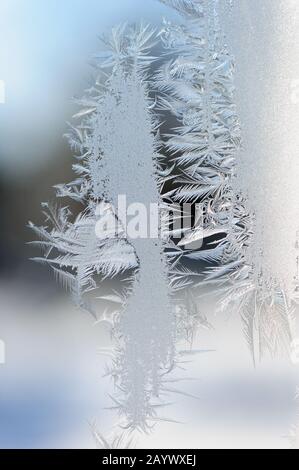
left=157, top=0, right=244, bottom=328
left=92, top=30, right=176, bottom=430
left=28, top=0, right=299, bottom=445
left=30, top=24, right=181, bottom=434
left=218, top=0, right=299, bottom=360
left=158, top=0, right=299, bottom=361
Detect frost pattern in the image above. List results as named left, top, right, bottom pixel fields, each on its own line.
left=27, top=0, right=299, bottom=446
left=29, top=0, right=238, bottom=439
left=91, top=423, right=135, bottom=450
left=156, top=1, right=241, bottom=302
left=94, top=34, right=176, bottom=430
left=221, top=0, right=299, bottom=360
left=30, top=24, right=181, bottom=434
left=155, top=0, right=239, bottom=299
left=157, top=0, right=297, bottom=362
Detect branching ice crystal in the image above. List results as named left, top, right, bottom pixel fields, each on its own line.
left=29, top=0, right=299, bottom=447
left=157, top=0, right=297, bottom=363
left=156, top=1, right=242, bottom=298
left=30, top=23, right=182, bottom=434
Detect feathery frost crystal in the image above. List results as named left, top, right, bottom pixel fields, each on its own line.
left=30, top=0, right=299, bottom=446
left=157, top=0, right=298, bottom=362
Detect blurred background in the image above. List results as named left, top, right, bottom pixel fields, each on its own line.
left=0, top=0, right=298, bottom=449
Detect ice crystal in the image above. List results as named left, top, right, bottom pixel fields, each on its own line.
left=30, top=23, right=181, bottom=433
left=29, top=0, right=299, bottom=446
left=91, top=423, right=135, bottom=450
left=157, top=0, right=299, bottom=362
left=221, top=0, right=299, bottom=360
